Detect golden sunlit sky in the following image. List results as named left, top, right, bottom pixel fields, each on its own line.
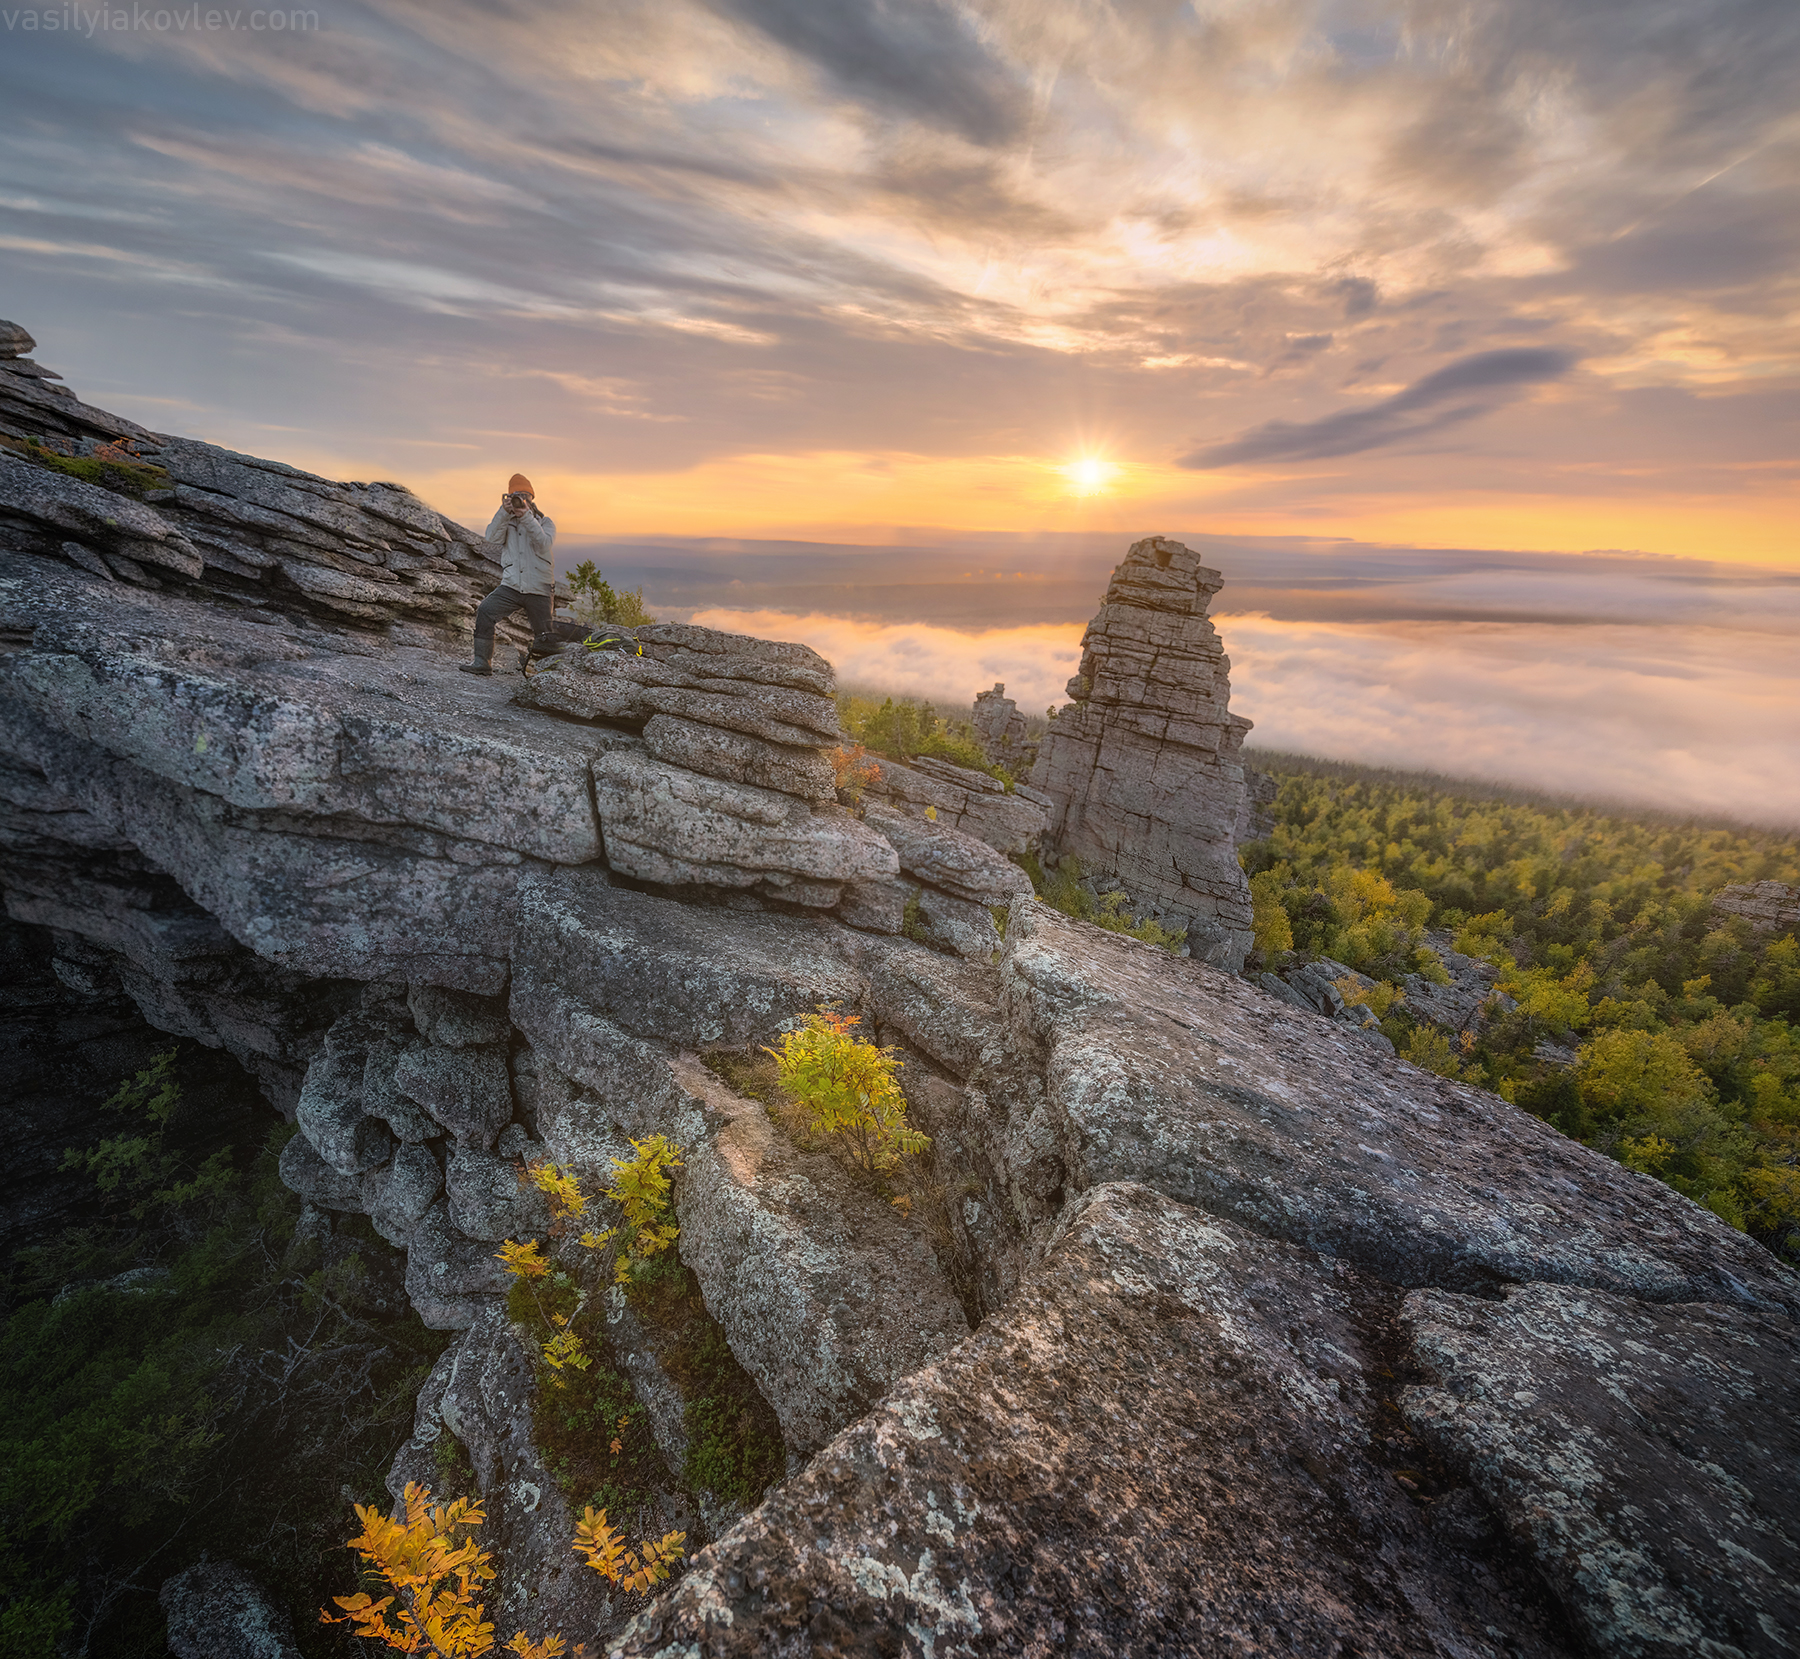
left=4, top=0, right=1798, bottom=817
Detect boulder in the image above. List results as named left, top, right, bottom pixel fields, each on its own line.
left=295, top=1045, right=394, bottom=1175
left=394, top=1043, right=515, bottom=1149
left=591, top=750, right=897, bottom=900
left=446, top=1142, right=552, bottom=1242
left=642, top=712, right=835, bottom=801
left=160, top=1556, right=302, bottom=1659
left=636, top=621, right=837, bottom=696
left=1403, top=1282, right=1800, bottom=1658
left=408, top=983, right=513, bottom=1048
left=361, top=1038, right=443, bottom=1141
left=363, top=1140, right=445, bottom=1245
left=1003, top=899, right=1800, bottom=1311
left=1030, top=536, right=1255, bottom=968
left=614, top=1183, right=1577, bottom=1659
left=672, top=1057, right=970, bottom=1455
left=404, top=1198, right=513, bottom=1328
left=277, top=1129, right=367, bottom=1211
left=0, top=320, right=35, bottom=359
left=863, top=802, right=1034, bottom=906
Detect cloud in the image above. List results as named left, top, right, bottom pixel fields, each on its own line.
left=682, top=608, right=1083, bottom=711
left=697, top=0, right=1025, bottom=145
left=1180, top=349, right=1580, bottom=468
left=1225, top=615, right=1800, bottom=829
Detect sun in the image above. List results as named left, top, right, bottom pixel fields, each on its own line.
left=1063, top=457, right=1117, bottom=495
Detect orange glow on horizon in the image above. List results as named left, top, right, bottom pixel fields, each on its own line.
left=283, top=446, right=1800, bottom=570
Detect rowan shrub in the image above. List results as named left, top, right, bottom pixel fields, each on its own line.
left=765, top=1008, right=928, bottom=1176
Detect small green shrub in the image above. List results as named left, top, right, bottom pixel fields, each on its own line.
left=765, top=1008, right=929, bottom=1176
left=565, top=559, right=655, bottom=628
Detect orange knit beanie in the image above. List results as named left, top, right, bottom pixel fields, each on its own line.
left=507, top=472, right=534, bottom=496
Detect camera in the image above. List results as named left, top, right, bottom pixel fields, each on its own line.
left=504, top=491, right=531, bottom=510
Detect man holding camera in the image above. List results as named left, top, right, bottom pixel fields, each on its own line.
left=459, top=472, right=558, bottom=676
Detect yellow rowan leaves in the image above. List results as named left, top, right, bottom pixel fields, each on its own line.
left=599, top=1136, right=682, bottom=1286
left=322, top=1483, right=497, bottom=1655
left=573, top=1507, right=686, bottom=1596
left=766, top=1007, right=928, bottom=1175
left=328, top=1485, right=684, bottom=1655
left=495, top=1239, right=549, bottom=1281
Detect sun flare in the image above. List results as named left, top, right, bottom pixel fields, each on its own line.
left=1064, top=457, right=1117, bottom=495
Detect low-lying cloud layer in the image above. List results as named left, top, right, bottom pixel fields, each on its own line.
left=649, top=534, right=1800, bottom=825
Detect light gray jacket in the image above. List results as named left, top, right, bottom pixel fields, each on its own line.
left=484, top=506, right=557, bottom=595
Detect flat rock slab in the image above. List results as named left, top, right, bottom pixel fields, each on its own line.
left=673, top=1056, right=969, bottom=1455
left=514, top=868, right=868, bottom=1052
left=1002, top=900, right=1800, bottom=1311
left=1402, top=1283, right=1800, bottom=1658
left=0, top=554, right=610, bottom=864
left=592, top=751, right=894, bottom=900
left=863, top=802, right=1033, bottom=906
left=614, top=1182, right=1578, bottom=1658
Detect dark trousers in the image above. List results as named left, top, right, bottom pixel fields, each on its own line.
left=474, top=585, right=554, bottom=647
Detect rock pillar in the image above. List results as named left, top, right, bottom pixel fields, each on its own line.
left=1029, top=535, right=1254, bottom=967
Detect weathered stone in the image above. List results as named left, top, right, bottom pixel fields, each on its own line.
left=0, top=452, right=204, bottom=579
left=972, top=681, right=1032, bottom=771
left=513, top=867, right=866, bottom=1054
left=277, top=1127, right=367, bottom=1211
left=295, top=1044, right=394, bottom=1175
left=911, top=882, right=1004, bottom=960
left=362, top=1038, right=442, bottom=1140
left=1712, top=879, right=1800, bottom=933
left=0, top=320, right=35, bottom=359
left=591, top=750, right=896, bottom=900
left=407, top=983, right=513, bottom=1048
left=636, top=621, right=837, bottom=695
left=446, top=1142, right=551, bottom=1242
left=863, top=802, right=1033, bottom=905
left=1003, top=898, right=1800, bottom=1309
left=672, top=1056, right=969, bottom=1455
left=1402, top=1282, right=1800, bottom=1658
left=160, top=1556, right=302, bottom=1659
left=859, top=936, right=1003, bottom=1080
left=404, top=1198, right=512, bottom=1327
left=393, top=1043, right=514, bottom=1148
left=832, top=875, right=908, bottom=935
left=615, top=1182, right=1578, bottom=1659
left=399, top=1308, right=613, bottom=1643
left=363, top=1140, right=444, bottom=1245
left=642, top=712, right=835, bottom=801
left=1030, top=536, right=1255, bottom=968
left=863, top=754, right=1049, bottom=856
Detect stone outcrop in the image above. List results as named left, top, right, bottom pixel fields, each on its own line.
left=159, top=1556, right=303, bottom=1659
left=1030, top=535, right=1255, bottom=968
left=0, top=327, right=496, bottom=636
left=4, top=327, right=1798, bottom=1659
left=970, top=682, right=1033, bottom=772
left=861, top=753, right=1050, bottom=856
left=1712, top=880, right=1800, bottom=933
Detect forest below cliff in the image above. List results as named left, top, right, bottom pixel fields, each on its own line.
left=1240, top=757, right=1800, bottom=1265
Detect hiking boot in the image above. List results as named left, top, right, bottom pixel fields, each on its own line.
left=457, top=661, right=492, bottom=676
left=458, top=637, right=494, bottom=676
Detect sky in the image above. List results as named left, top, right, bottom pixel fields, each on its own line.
left=2, top=0, right=1797, bottom=820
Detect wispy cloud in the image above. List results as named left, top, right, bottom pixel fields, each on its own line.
left=1181, top=349, right=1580, bottom=468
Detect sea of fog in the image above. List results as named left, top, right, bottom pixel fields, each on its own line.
left=556, top=531, right=1800, bottom=829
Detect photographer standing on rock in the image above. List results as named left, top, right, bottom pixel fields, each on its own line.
left=459, top=472, right=557, bottom=676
